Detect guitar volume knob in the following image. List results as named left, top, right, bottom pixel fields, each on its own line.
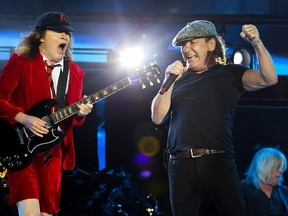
left=15, top=160, right=22, bottom=166
left=13, top=154, right=20, bottom=159
left=7, top=162, right=14, bottom=167
left=5, top=156, right=12, bottom=161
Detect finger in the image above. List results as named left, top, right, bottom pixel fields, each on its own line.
left=86, top=103, right=93, bottom=109
left=32, top=124, right=49, bottom=135
left=31, top=128, right=44, bottom=137
left=77, top=104, right=90, bottom=115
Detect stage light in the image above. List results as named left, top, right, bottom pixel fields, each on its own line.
left=111, top=34, right=160, bottom=70
left=137, top=136, right=160, bottom=157
left=118, top=46, right=145, bottom=68
left=112, top=39, right=147, bottom=69
left=139, top=170, right=152, bottom=179
left=133, top=153, right=152, bottom=165
left=226, top=47, right=252, bottom=68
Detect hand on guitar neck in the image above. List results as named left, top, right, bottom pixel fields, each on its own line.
left=14, top=95, right=93, bottom=137
left=76, top=95, right=93, bottom=118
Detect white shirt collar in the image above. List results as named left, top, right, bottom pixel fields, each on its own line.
left=41, top=53, right=64, bottom=68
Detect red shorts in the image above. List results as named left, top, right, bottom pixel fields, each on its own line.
left=7, top=145, right=63, bottom=214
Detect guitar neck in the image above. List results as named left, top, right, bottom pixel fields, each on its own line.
left=51, top=77, right=131, bottom=124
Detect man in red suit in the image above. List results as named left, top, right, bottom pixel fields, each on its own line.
left=0, top=11, right=93, bottom=215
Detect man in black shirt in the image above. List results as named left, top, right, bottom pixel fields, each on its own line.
left=151, top=20, right=278, bottom=215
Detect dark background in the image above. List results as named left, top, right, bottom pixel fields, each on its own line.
left=1, top=1, right=288, bottom=215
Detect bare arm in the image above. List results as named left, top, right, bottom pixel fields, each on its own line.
left=151, top=61, right=186, bottom=124
left=240, top=24, right=278, bottom=91
left=151, top=85, right=172, bottom=125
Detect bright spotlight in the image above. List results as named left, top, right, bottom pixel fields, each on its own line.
left=233, top=50, right=244, bottom=65
left=118, top=46, right=145, bottom=68
left=226, top=47, right=252, bottom=68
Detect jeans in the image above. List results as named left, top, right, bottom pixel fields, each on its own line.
left=168, top=153, right=246, bottom=216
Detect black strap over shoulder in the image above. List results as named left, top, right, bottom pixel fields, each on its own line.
left=57, top=57, right=69, bottom=109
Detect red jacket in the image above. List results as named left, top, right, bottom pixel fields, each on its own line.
left=0, top=51, right=85, bottom=170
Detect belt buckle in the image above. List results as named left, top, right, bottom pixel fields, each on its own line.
left=190, top=149, right=201, bottom=158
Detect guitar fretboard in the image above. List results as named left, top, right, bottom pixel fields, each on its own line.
left=51, top=77, right=131, bottom=124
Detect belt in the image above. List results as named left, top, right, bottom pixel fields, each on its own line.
left=170, top=148, right=225, bottom=159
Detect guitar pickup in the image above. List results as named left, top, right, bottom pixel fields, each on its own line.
left=15, top=127, right=25, bottom=145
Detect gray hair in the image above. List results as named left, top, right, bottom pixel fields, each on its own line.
left=245, top=147, right=287, bottom=188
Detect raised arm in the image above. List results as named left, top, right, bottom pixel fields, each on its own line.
left=240, top=24, right=278, bottom=91
left=151, top=60, right=185, bottom=125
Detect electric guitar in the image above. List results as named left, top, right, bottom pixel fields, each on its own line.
left=0, top=64, right=161, bottom=171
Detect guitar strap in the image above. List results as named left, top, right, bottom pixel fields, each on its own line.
left=57, top=57, right=69, bottom=109
left=40, top=57, right=69, bottom=164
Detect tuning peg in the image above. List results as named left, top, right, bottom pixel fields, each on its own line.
left=142, top=83, right=146, bottom=89
left=149, top=81, right=154, bottom=86
left=157, top=78, right=160, bottom=83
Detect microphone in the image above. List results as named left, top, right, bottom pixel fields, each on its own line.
left=159, top=74, right=178, bottom=95
left=159, top=60, right=186, bottom=95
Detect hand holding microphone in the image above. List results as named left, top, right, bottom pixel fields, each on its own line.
left=159, top=60, right=187, bottom=95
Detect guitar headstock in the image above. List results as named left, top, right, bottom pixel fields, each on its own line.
left=128, top=64, right=162, bottom=89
